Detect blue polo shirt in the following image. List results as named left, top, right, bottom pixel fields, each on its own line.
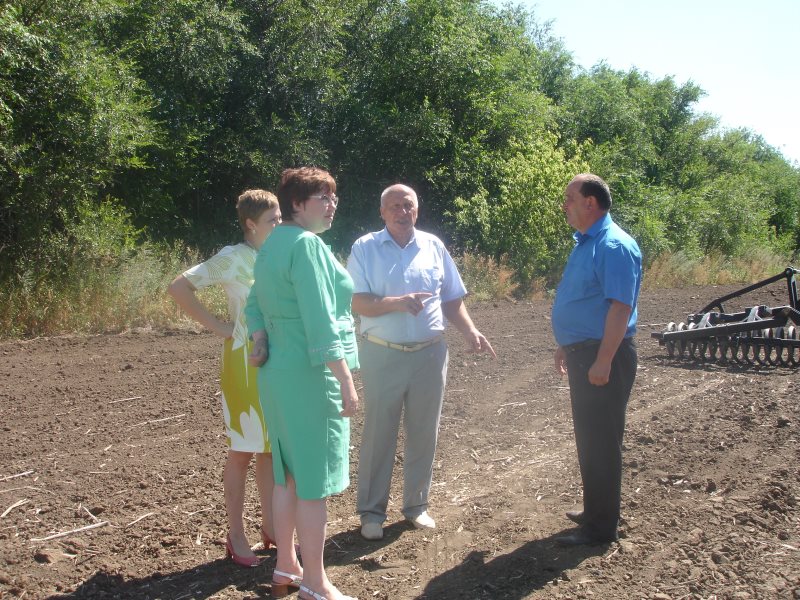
left=347, top=228, right=467, bottom=344
left=551, top=213, right=642, bottom=347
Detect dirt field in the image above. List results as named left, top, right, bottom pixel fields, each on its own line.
left=1, top=284, right=798, bottom=600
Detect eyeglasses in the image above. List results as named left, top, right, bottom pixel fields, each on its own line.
left=310, top=194, right=338, bottom=207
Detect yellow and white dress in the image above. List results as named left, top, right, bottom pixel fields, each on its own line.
left=183, top=243, right=270, bottom=453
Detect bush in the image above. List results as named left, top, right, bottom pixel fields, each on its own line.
left=456, top=252, right=518, bottom=302
left=0, top=194, right=228, bottom=337
left=449, top=135, right=588, bottom=293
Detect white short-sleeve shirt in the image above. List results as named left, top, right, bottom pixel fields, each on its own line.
left=347, top=228, right=467, bottom=343
left=182, top=243, right=256, bottom=352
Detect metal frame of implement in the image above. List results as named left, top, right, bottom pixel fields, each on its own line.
left=651, top=267, right=800, bottom=366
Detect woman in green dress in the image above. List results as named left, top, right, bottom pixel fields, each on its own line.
left=246, top=167, right=359, bottom=600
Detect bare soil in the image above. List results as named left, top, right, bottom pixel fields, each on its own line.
left=1, top=285, right=798, bottom=600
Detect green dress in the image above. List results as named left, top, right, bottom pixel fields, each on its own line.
left=245, top=225, right=359, bottom=500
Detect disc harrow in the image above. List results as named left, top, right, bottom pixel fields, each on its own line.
left=652, top=267, right=800, bottom=367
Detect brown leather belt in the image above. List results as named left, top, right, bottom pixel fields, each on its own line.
left=362, top=333, right=444, bottom=352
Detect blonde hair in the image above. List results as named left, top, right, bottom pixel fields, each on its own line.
left=236, top=189, right=278, bottom=231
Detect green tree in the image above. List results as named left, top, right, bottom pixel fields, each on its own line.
left=449, top=134, right=586, bottom=289
left=327, top=0, right=561, bottom=246
left=0, top=2, right=153, bottom=281
left=2, top=0, right=798, bottom=318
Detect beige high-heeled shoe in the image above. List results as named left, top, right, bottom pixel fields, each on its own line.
left=271, top=569, right=302, bottom=598
left=298, top=584, right=357, bottom=600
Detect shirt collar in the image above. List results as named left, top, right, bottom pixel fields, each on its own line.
left=573, top=212, right=613, bottom=244
left=378, top=227, right=417, bottom=249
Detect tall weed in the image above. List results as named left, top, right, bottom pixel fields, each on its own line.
left=2, top=243, right=795, bottom=339
left=0, top=242, right=227, bottom=338
left=456, top=252, right=519, bottom=302
left=643, top=249, right=792, bottom=288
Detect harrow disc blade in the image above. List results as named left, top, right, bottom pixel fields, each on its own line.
left=665, top=322, right=677, bottom=357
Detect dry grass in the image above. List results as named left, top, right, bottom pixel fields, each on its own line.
left=456, top=252, right=519, bottom=302
left=1, top=244, right=794, bottom=338
left=0, top=244, right=228, bottom=339
left=643, top=249, right=792, bottom=289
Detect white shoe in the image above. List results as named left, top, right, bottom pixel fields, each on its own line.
left=360, top=522, right=384, bottom=540
left=299, top=583, right=357, bottom=600
left=408, top=511, right=436, bottom=529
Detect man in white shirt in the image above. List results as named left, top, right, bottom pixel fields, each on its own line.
left=347, top=184, right=495, bottom=540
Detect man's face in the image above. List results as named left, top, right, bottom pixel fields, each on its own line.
left=562, top=179, right=591, bottom=232
left=380, top=190, right=418, bottom=237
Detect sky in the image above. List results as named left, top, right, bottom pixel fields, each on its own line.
left=510, top=0, right=800, bottom=164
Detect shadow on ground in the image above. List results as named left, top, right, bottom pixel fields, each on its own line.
left=417, top=531, right=607, bottom=600
left=48, top=525, right=601, bottom=600
left=47, top=555, right=273, bottom=599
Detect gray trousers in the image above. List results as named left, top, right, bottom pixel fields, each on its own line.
left=357, top=338, right=448, bottom=524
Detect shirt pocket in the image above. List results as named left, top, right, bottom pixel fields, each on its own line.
left=563, top=261, right=600, bottom=298
left=416, top=265, right=442, bottom=294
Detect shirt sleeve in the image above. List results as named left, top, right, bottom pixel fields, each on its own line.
left=182, top=246, right=235, bottom=290
left=346, top=240, right=372, bottom=295
left=292, top=235, right=345, bottom=366
left=439, top=244, right=468, bottom=302
left=599, top=240, right=640, bottom=308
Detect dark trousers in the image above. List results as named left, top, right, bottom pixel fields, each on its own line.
left=565, top=338, right=637, bottom=541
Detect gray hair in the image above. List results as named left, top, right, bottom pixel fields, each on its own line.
left=380, top=184, right=418, bottom=207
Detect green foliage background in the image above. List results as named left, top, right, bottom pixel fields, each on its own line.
left=2, top=0, right=799, bottom=319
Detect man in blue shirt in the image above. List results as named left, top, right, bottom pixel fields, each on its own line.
left=348, top=184, right=495, bottom=541
left=551, top=173, right=642, bottom=545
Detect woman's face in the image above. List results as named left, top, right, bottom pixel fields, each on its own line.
left=247, top=206, right=282, bottom=249
left=294, top=189, right=338, bottom=233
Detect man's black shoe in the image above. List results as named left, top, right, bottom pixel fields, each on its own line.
left=565, top=510, right=584, bottom=524
left=555, top=531, right=615, bottom=546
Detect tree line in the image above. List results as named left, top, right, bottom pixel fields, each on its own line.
left=2, top=0, right=798, bottom=294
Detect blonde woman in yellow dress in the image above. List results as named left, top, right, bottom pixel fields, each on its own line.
left=168, top=189, right=282, bottom=567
